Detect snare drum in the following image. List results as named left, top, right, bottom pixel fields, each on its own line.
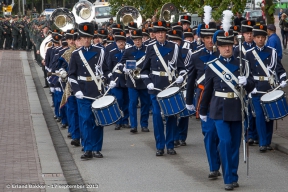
left=260, top=90, right=288, bottom=120
left=179, top=90, right=196, bottom=117
left=91, top=95, right=122, bottom=126
left=157, top=87, right=186, bottom=116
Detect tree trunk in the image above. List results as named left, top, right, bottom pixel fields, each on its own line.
left=265, top=0, right=275, bottom=24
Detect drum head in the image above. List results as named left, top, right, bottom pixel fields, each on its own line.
left=261, top=90, right=284, bottom=102
left=157, top=87, right=180, bottom=98
left=92, top=95, right=115, bottom=108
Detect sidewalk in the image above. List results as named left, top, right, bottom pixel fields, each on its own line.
left=0, top=50, right=68, bottom=191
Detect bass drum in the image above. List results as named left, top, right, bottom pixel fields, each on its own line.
left=40, top=34, right=53, bottom=59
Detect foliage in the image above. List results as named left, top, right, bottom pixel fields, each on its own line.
left=109, top=0, right=248, bottom=21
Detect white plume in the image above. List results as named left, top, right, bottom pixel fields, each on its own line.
left=222, top=10, right=233, bottom=32
left=203, top=6, right=212, bottom=25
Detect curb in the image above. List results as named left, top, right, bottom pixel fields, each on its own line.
left=21, top=52, right=69, bottom=192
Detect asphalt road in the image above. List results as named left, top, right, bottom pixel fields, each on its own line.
left=32, top=60, right=288, bottom=192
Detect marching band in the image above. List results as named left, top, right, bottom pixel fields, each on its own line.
left=1, top=1, right=288, bottom=191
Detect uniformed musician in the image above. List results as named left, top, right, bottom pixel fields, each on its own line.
left=107, top=31, right=130, bottom=130
left=199, top=18, right=255, bottom=190
left=140, top=20, right=186, bottom=156
left=68, top=22, right=110, bottom=160
left=185, top=19, right=221, bottom=178
left=234, top=20, right=259, bottom=145
left=120, top=29, right=150, bottom=133
left=245, top=24, right=287, bottom=152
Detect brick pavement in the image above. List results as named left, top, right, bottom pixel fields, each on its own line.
left=271, top=16, right=288, bottom=140
left=0, top=50, right=44, bottom=191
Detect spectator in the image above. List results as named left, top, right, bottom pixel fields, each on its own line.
left=234, top=12, right=246, bottom=27
left=279, top=13, right=288, bottom=49
left=279, top=8, right=283, bottom=20
left=266, top=24, right=282, bottom=60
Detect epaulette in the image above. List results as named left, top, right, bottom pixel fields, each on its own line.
left=234, top=45, right=239, bottom=49
left=125, top=44, right=132, bottom=49
left=236, top=56, right=248, bottom=62
left=109, top=48, right=117, bottom=52
left=147, top=41, right=157, bottom=47
left=192, top=47, right=204, bottom=55
left=267, top=46, right=276, bottom=51
left=206, top=57, right=218, bottom=65
left=125, top=45, right=133, bottom=50
left=92, top=44, right=104, bottom=49
left=246, top=47, right=255, bottom=53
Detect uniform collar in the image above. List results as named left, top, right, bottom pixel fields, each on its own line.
left=256, top=45, right=265, bottom=51
left=244, top=41, right=255, bottom=47
left=204, top=47, right=213, bottom=55
left=219, top=55, right=234, bottom=63
left=82, top=45, right=92, bottom=51
left=134, top=44, right=143, bottom=50
left=157, top=40, right=167, bottom=46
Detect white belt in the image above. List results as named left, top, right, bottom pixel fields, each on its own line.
left=55, top=87, right=62, bottom=92
left=77, top=76, right=93, bottom=81
left=215, top=91, right=238, bottom=98
left=114, top=70, right=122, bottom=74
left=253, top=76, right=268, bottom=81
left=152, top=71, right=168, bottom=76
left=196, top=74, right=205, bottom=85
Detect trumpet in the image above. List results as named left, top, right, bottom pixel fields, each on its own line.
left=131, top=68, right=141, bottom=79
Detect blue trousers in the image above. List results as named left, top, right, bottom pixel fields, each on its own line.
left=112, top=87, right=129, bottom=125
left=251, top=96, right=274, bottom=146
left=67, top=96, right=80, bottom=140
left=54, top=90, right=62, bottom=118
left=214, top=120, right=242, bottom=185
left=128, top=88, right=150, bottom=128
left=244, top=104, right=258, bottom=141
left=174, top=117, right=189, bottom=141
left=201, top=115, right=221, bottom=172
left=151, top=94, right=177, bottom=150
left=77, top=98, right=103, bottom=151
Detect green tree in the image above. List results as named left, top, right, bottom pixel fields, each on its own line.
left=264, top=0, right=275, bottom=24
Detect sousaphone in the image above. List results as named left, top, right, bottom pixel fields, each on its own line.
left=116, top=6, right=142, bottom=27
left=159, top=3, right=179, bottom=23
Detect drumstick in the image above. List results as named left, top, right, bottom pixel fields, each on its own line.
left=256, top=91, right=267, bottom=94
left=272, top=79, right=288, bottom=92
left=153, top=88, right=162, bottom=91
left=103, top=77, right=119, bottom=97
left=165, top=72, right=188, bottom=90
left=82, top=96, right=96, bottom=100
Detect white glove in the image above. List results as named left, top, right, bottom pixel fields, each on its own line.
left=147, top=83, right=154, bottom=90
left=175, top=76, right=184, bottom=83
left=123, top=67, right=131, bottom=74
left=200, top=115, right=207, bottom=122
left=109, top=81, right=116, bottom=89
left=75, top=91, right=84, bottom=99
left=59, top=70, right=67, bottom=78
left=238, top=76, right=247, bottom=86
left=186, top=104, right=195, bottom=111
left=280, top=80, right=287, bottom=88
left=251, top=88, right=257, bottom=94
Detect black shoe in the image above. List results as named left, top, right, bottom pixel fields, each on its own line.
left=67, top=133, right=71, bottom=138
left=156, top=149, right=164, bottom=156
left=174, top=140, right=181, bottom=148
left=51, top=103, right=54, bottom=107
left=180, top=140, right=187, bottom=146
left=115, top=124, right=121, bottom=130
left=43, top=85, right=49, bottom=88
left=57, top=118, right=61, bottom=122
left=93, top=151, right=103, bottom=158
left=130, top=128, right=137, bottom=133
left=232, top=182, right=239, bottom=188
left=121, top=124, right=131, bottom=128
left=167, top=148, right=177, bottom=155
left=71, top=139, right=80, bottom=147
left=141, top=127, right=150, bottom=132
left=208, top=171, right=221, bottom=179
left=53, top=115, right=57, bottom=119
left=225, top=184, right=234, bottom=191
left=254, top=140, right=259, bottom=144
left=81, top=151, right=93, bottom=160
left=248, top=138, right=254, bottom=145
left=259, top=146, right=267, bottom=153
left=81, top=147, right=84, bottom=151
left=266, top=145, right=273, bottom=150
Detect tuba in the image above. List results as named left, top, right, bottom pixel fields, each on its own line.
left=72, top=0, right=95, bottom=24
left=116, top=6, right=142, bottom=27
left=159, top=3, right=179, bottom=23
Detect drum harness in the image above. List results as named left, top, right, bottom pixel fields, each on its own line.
left=153, top=44, right=178, bottom=83
left=79, top=49, right=104, bottom=93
